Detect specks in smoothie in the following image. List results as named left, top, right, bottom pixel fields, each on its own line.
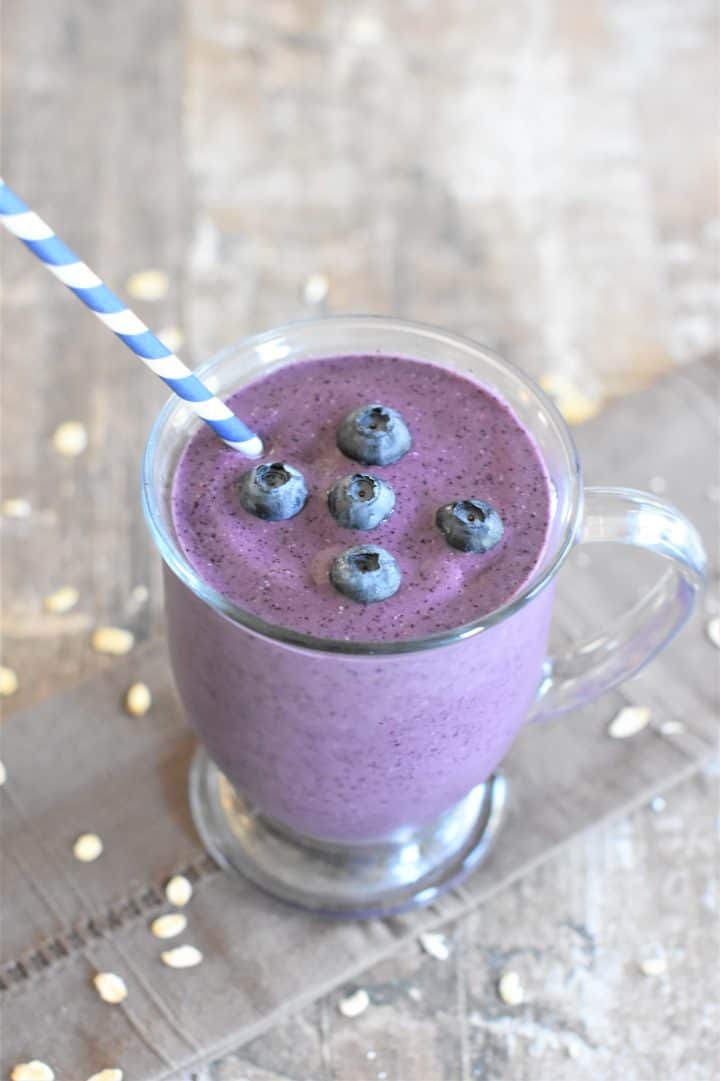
left=171, top=356, right=552, bottom=641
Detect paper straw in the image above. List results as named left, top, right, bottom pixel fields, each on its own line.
left=0, top=178, right=263, bottom=457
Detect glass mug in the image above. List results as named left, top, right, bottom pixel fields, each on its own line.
left=142, top=317, right=706, bottom=917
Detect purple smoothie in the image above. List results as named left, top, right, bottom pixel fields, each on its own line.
left=166, top=354, right=555, bottom=841
left=172, top=355, right=551, bottom=640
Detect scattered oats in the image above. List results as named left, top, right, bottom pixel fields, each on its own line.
left=338, top=988, right=370, bottom=1017
left=92, top=626, right=135, bottom=656
left=539, top=373, right=560, bottom=394
left=498, top=970, right=525, bottom=1006
left=2, top=497, right=32, bottom=518
left=659, top=720, right=686, bottom=736
left=151, top=912, right=187, bottom=939
left=302, top=272, right=329, bottom=305
left=157, top=325, right=185, bottom=353
left=124, top=681, right=152, bottom=717
left=94, top=971, right=127, bottom=1003
left=347, top=14, right=385, bottom=44
left=44, top=585, right=79, bottom=614
left=10, top=1062, right=55, bottom=1081
left=0, top=665, right=19, bottom=696
left=558, top=392, right=601, bottom=426
left=419, top=931, right=451, bottom=961
left=651, top=796, right=666, bottom=813
left=607, top=706, right=651, bottom=739
left=706, top=617, right=720, bottom=649
left=639, top=956, right=667, bottom=976
left=130, top=584, right=149, bottom=605
left=165, top=874, right=193, bottom=907
left=87, top=1071, right=123, bottom=1081
left=649, top=475, right=666, bottom=494
left=161, top=944, right=203, bottom=968
left=73, top=833, right=103, bottom=862
left=126, top=268, right=169, bottom=301
left=52, top=420, right=88, bottom=457
left=539, top=374, right=602, bottom=426
left=0, top=760, right=6, bottom=786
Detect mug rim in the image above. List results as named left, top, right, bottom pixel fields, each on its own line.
left=142, top=314, right=583, bottom=655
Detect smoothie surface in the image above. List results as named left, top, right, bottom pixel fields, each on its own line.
left=171, top=354, right=552, bottom=641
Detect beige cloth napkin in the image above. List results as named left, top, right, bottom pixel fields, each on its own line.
left=1, top=358, right=716, bottom=1079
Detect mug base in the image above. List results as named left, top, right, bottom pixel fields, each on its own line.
left=189, top=746, right=508, bottom=918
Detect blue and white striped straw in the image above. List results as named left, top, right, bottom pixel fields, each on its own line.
left=0, top=178, right=263, bottom=457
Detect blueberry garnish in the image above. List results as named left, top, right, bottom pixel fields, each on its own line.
left=329, top=545, right=402, bottom=603
left=436, top=499, right=504, bottom=553
left=237, top=461, right=308, bottom=521
left=327, top=473, right=396, bottom=530
left=336, top=403, right=411, bottom=466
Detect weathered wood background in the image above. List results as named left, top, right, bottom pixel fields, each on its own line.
left=2, top=0, right=718, bottom=1077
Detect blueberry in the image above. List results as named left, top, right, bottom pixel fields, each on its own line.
left=436, top=499, right=504, bottom=553
left=327, top=473, right=396, bottom=530
left=329, top=545, right=402, bottom=603
left=336, top=403, right=411, bottom=466
left=237, top=461, right=308, bottom=521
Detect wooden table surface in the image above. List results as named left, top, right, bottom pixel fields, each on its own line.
left=2, top=1, right=717, bottom=1078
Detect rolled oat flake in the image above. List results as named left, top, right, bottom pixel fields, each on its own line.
left=161, top=945, right=203, bottom=968
left=151, top=913, right=187, bottom=939
left=11, top=1062, right=55, bottom=1081
left=93, top=971, right=128, bottom=1004
left=165, top=874, right=193, bottom=907
left=73, top=833, right=103, bottom=862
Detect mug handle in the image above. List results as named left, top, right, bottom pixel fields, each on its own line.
left=533, top=487, right=707, bottom=720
